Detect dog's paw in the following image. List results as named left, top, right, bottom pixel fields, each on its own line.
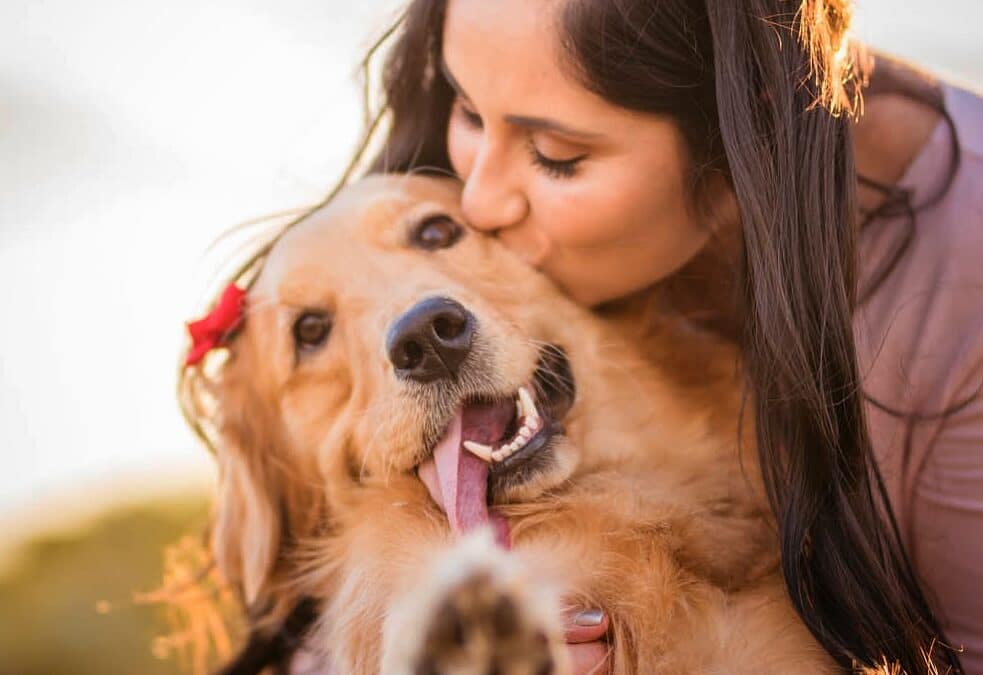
left=383, top=529, right=568, bottom=675
left=413, top=567, right=556, bottom=675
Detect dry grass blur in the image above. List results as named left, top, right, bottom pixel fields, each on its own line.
left=0, top=494, right=241, bottom=675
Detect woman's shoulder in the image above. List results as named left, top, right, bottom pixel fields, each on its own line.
left=895, top=79, right=983, bottom=275
left=910, top=79, right=983, bottom=207
left=944, top=80, right=983, bottom=161
left=858, top=71, right=983, bottom=284
left=855, top=76, right=983, bottom=411
left=856, top=57, right=983, bottom=216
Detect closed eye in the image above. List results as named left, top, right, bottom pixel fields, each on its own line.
left=527, top=140, right=586, bottom=179
left=454, top=98, right=483, bottom=129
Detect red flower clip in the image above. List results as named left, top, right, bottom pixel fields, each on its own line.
left=184, top=283, right=247, bottom=366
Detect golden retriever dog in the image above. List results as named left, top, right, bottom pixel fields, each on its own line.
left=197, top=173, right=836, bottom=674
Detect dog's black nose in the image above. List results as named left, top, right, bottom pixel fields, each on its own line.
left=387, top=297, right=475, bottom=383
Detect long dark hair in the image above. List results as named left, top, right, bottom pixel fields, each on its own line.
left=356, top=1, right=963, bottom=672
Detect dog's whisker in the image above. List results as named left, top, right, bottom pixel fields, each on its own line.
left=351, top=398, right=405, bottom=482
left=521, top=335, right=653, bottom=401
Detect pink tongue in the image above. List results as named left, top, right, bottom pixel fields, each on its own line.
left=419, top=409, right=511, bottom=549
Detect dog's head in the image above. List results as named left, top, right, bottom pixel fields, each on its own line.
left=204, top=173, right=668, bottom=605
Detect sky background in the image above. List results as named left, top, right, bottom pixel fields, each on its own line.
left=1, top=1, right=980, bottom=548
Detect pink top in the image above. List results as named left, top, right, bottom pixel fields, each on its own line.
left=855, top=82, right=983, bottom=673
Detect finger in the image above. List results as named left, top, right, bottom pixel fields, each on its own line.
left=567, top=640, right=612, bottom=675
left=563, top=608, right=609, bottom=643
left=290, top=648, right=335, bottom=675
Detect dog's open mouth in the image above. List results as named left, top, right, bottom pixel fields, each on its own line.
left=418, top=346, right=575, bottom=542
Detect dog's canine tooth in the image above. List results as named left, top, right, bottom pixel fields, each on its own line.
left=463, top=440, right=494, bottom=462
left=481, top=387, right=543, bottom=464
left=518, top=386, right=537, bottom=422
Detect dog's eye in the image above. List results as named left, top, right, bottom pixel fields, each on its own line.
left=293, top=312, right=332, bottom=349
left=412, top=215, right=463, bottom=250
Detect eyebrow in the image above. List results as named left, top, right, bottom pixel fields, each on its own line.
left=439, top=58, right=604, bottom=141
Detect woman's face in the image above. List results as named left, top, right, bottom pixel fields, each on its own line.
left=444, top=0, right=714, bottom=307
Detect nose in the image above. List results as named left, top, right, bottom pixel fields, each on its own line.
left=460, top=144, right=529, bottom=234
left=386, top=297, right=475, bottom=383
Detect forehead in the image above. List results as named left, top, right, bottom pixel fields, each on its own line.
left=442, top=0, right=634, bottom=135
left=257, top=175, right=462, bottom=294
left=444, top=0, right=561, bottom=94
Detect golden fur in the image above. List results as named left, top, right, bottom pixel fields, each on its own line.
left=199, top=174, right=837, bottom=674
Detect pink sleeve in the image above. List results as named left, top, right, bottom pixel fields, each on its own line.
left=855, top=82, right=983, bottom=673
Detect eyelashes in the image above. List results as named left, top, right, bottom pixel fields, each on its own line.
left=526, top=139, right=585, bottom=178
left=458, top=103, right=483, bottom=129
left=453, top=99, right=586, bottom=179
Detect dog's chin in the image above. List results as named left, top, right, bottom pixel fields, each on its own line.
left=420, top=344, right=577, bottom=504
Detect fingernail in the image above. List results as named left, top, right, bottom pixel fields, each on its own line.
left=573, top=608, right=605, bottom=626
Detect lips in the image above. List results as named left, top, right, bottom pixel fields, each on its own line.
left=417, top=345, right=575, bottom=545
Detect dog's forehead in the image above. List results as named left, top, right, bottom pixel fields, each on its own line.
left=290, top=175, right=459, bottom=245
left=259, top=174, right=462, bottom=294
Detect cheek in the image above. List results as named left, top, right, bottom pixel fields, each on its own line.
left=535, top=153, right=694, bottom=250
left=280, top=376, right=348, bottom=445
left=530, top=180, right=639, bottom=249
left=447, top=115, right=477, bottom=179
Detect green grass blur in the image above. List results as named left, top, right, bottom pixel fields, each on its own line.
left=0, top=495, right=213, bottom=675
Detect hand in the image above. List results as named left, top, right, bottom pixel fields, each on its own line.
left=563, top=607, right=612, bottom=675
left=290, top=648, right=334, bottom=675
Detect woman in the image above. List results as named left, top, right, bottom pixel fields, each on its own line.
left=280, top=0, right=982, bottom=673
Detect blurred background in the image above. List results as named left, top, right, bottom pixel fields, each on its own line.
left=0, top=1, right=979, bottom=672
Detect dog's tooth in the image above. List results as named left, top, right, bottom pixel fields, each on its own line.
left=518, top=427, right=532, bottom=441
left=463, top=440, right=493, bottom=462
left=491, top=449, right=505, bottom=462
left=516, top=398, right=523, bottom=422
left=518, top=386, right=537, bottom=421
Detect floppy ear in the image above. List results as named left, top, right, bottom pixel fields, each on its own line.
left=210, top=371, right=282, bottom=606
left=212, top=444, right=280, bottom=605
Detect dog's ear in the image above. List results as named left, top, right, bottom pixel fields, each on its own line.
left=212, top=444, right=280, bottom=605
left=210, top=370, right=282, bottom=606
